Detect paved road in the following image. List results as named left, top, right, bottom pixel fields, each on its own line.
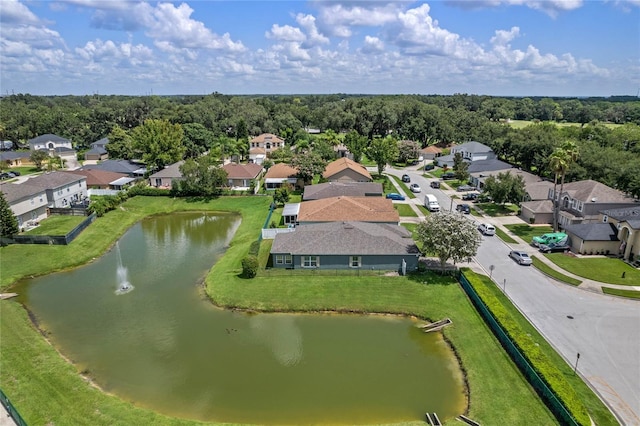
left=386, top=166, right=640, bottom=425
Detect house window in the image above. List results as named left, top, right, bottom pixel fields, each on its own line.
left=349, top=256, right=361, bottom=268
left=275, top=255, right=292, bottom=265
left=302, top=255, right=319, bottom=268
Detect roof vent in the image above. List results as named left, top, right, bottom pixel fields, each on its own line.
left=343, top=222, right=353, bottom=229
left=591, top=197, right=597, bottom=202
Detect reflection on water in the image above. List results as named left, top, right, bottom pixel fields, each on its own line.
left=14, top=212, right=465, bottom=424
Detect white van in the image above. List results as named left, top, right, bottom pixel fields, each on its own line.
left=424, top=194, right=440, bottom=212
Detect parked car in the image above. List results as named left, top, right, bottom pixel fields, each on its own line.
left=462, top=192, right=479, bottom=201
left=532, top=232, right=568, bottom=247
left=10, top=170, right=20, bottom=176
left=456, top=203, right=471, bottom=214
left=478, top=223, right=495, bottom=236
left=401, top=174, right=411, bottom=183
left=441, top=172, right=456, bottom=180
left=539, top=242, right=571, bottom=253
left=457, top=184, right=476, bottom=192
left=509, top=250, right=533, bottom=265
left=430, top=181, right=441, bottom=189
left=424, top=164, right=435, bottom=171
left=409, top=183, right=421, bottom=193
left=386, top=193, right=406, bottom=201
left=0, top=172, right=11, bottom=180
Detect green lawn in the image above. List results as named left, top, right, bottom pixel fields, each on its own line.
left=602, top=287, right=640, bottom=299
left=0, top=195, right=614, bottom=426
left=504, top=224, right=554, bottom=244
left=394, top=203, right=417, bottom=217
left=23, top=215, right=86, bottom=235
left=531, top=256, right=582, bottom=286
left=494, top=227, right=518, bottom=244
left=545, top=254, right=640, bottom=285
left=475, top=203, right=520, bottom=217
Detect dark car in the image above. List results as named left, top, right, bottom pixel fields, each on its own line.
left=424, top=164, right=435, bottom=171
left=386, top=193, right=406, bottom=201
left=539, top=243, right=571, bottom=253
left=430, top=181, right=441, bottom=189
left=462, top=192, right=479, bottom=201
left=456, top=203, right=471, bottom=214
left=10, top=170, right=20, bottom=176
left=441, top=172, right=456, bottom=180
left=401, top=174, right=411, bottom=183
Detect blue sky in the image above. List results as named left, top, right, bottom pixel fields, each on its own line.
left=1, top=0, right=638, bottom=97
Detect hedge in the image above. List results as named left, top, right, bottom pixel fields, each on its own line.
left=463, top=271, right=590, bottom=426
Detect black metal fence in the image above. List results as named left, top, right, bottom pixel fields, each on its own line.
left=12, top=213, right=97, bottom=245
left=0, top=388, right=27, bottom=426
left=458, top=272, right=579, bottom=426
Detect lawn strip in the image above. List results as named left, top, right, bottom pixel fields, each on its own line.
left=531, top=256, right=582, bottom=286
left=394, top=203, right=417, bottom=217
left=544, top=254, right=640, bottom=285
left=601, top=287, right=640, bottom=299
left=494, top=227, right=518, bottom=244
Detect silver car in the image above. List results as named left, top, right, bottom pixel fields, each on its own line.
left=509, top=250, right=532, bottom=266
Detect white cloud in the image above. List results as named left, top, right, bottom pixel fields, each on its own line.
left=295, top=14, right=330, bottom=46
left=361, top=36, right=385, bottom=53
left=266, top=24, right=306, bottom=42
left=0, top=0, right=41, bottom=24
left=446, top=0, right=584, bottom=17
left=314, top=2, right=403, bottom=37
left=490, top=26, right=520, bottom=46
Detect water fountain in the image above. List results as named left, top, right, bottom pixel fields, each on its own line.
left=114, top=242, right=134, bottom=295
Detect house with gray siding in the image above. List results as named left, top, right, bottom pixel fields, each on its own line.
left=1, top=182, right=48, bottom=229
left=23, top=171, right=87, bottom=208
left=270, top=221, right=420, bottom=272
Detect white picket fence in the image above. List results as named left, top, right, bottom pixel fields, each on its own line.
left=261, top=227, right=296, bottom=239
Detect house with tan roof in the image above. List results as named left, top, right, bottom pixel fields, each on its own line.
left=149, top=161, right=184, bottom=189
left=249, top=133, right=285, bottom=165
left=297, top=196, right=399, bottom=224
left=264, top=163, right=301, bottom=190
left=419, top=145, right=443, bottom=161
left=64, top=169, right=129, bottom=190
left=269, top=221, right=420, bottom=272
left=322, top=158, right=372, bottom=183
left=222, top=163, right=263, bottom=192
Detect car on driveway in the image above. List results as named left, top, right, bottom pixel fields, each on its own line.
left=456, top=203, right=471, bottom=214
left=409, top=183, right=421, bottom=193
left=478, top=223, right=495, bottom=236
left=386, top=193, right=406, bottom=201
left=457, top=184, right=476, bottom=192
left=509, top=250, right=533, bottom=265
left=462, top=192, right=479, bottom=201
left=539, top=242, right=571, bottom=253
left=441, top=172, right=456, bottom=180
left=430, top=181, right=441, bottom=189
left=401, top=174, right=411, bottom=183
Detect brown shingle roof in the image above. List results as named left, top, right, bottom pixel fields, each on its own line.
left=421, top=145, right=443, bottom=154
left=250, top=133, right=285, bottom=144
left=249, top=147, right=266, bottom=155
left=222, top=163, right=263, bottom=179
left=62, top=169, right=128, bottom=187
left=322, top=158, right=371, bottom=180
left=298, top=196, right=399, bottom=223
left=264, top=163, right=298, bottom=179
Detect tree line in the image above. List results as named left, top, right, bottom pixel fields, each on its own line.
left=1, top=93, right=639, bottom=197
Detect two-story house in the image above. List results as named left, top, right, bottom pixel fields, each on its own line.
left=435, top=141, right=496, bottom=168
left=1, top=182, right=49, bottom=229
left=84, top=137, right=110, bottom=162
left=25, top=172, right=88, bottom=208
left=249, top=133, right=285, bottom=164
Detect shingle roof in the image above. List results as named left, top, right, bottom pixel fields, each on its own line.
left=303, top=182, right=383, bottom=200
left=91, top=137, right=109, bottom=147
left=601, top=206, right=640, bottom=229
left=322, top=158, right=372, bottom=180
left=148, top=161, right=184, bottom=178
left=250, top=133, right=285, bottom=144
left=28, top=134, right=70, bottom=144
left=561, top=180, right=631, bottom=203
left=81, top=160, right=146, bottom=175
left=62, top=169, right=128, bottom=186
left=249, top=147, right=266, bottom=155
left=23, top=171, right=86, bottom=189
left=271, top=221, right=419, bottom=255
left=1, top=182, right=46, bottom=203
left=264, top=163, right=298, bottom=179
left=564, top=223, right=619, bottom=241
left=521, top=199, right=554, bottom=213
left=467, top=159, right=511, bottom=173
left=421, top=145, right=443, bottom=154
left=451, top=141, right=492, bottom=153
left=84, top=147, right=107, bottom=155
left=298, top=196, right=399, bottom=223
left=0, top=151, right=30, bottom=161
left=222, top=163, right=263, bottom=179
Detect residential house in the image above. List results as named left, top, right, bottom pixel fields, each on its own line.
left=84, top=137, right=109, bottom=161
left=303, top=182, right=383, bottom=201
left=322, top=158, right=372, bottom=183
left=0, top=151, right=30, bottom=168
left=222, top=163, right=263, bottom=192
left=297, top=196, right=399, bottom=225
left=249, top=133, right=285, bottom=164
left=435, top=141, right=495, bottom=168
left=270, top=221, right=420, bottom=272
left=22, top=171, right=87, bottom=208
left=419, top=145, right=443, bottom=161
left=333, top=143, right=352, bottom=159
left=65, top=169, right=134, bottom=195
left=149, top=161, right=184, bottom=189
left=522, top=180, right=636, bottom=227
left=81, top=160, right=147, bottom=178
left=1, top=182, right=49, bottom=229
left=28, top=134, right=78, bottom=167
left=602, top=206, right=640, bottom=262
left=264, top=163, right=301, bottom=190
left=563, top=223, right=620, bottom=256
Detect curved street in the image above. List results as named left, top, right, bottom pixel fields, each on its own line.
left=384, top=165, right=640, bottom=425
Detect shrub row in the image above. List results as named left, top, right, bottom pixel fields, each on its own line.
left=463, top=271, right=590, bottom=426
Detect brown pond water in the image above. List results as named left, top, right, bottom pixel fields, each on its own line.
left=14, top=212, right=465, bottom=424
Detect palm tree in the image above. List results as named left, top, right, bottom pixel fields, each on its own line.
left=549, top=141, right=579, bottom=232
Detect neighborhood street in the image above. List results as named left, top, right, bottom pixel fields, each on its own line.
left=385, top=166, right=640, bottom=425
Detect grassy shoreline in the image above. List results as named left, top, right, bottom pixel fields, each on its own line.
left=0, top=195, right=595, bottom=425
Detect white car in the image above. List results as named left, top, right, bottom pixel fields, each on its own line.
left=509, top=250, right=533, bottom=266
left=478, top=223, right=495, bottom=236
left=409, top=183, right=421, bottom=193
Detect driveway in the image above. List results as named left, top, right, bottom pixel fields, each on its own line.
left=384, top=165, right=640, bottom=425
